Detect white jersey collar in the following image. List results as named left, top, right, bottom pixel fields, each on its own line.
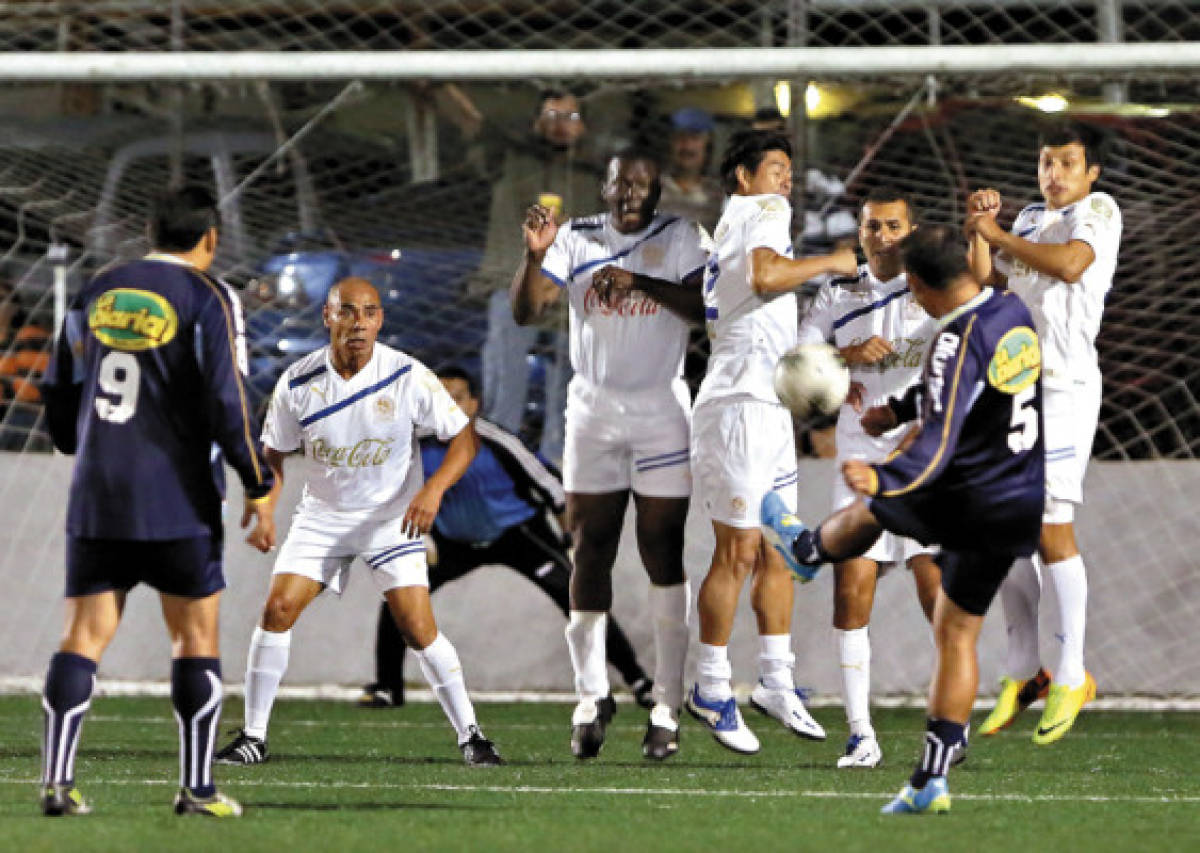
left=143, top=252, right=196, bottom=268
left=937, top=286, right=993, bottom=329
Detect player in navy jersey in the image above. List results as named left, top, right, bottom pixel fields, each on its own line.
left=361, top=366, right=654, bottom=712
left=38, top=184, right=275, bottom=817
left=761, top=226, right=1044, bottom=814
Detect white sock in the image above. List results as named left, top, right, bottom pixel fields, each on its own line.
left=758, top=633, right=795, bottom=691
left=564, top=611, right=609, bottom=703
left=999, top=556, right=1043, bottom=679
left=649, top=582, right=690, bottom=710
left=243, top=627, right=291, bottom=740
left=697, top=643, right=732, bottom=702
left=836, top=627, right=873, bottom=738
left=413, top=633, right=477, bottom=743
left=1047, top=555, right=1088, bottom=688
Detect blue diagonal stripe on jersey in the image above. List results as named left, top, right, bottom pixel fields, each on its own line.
left=832, top=286, right=910, bottom=332
left=299, top=364, right=412, bottom=427
left=704, top=306, right=718, bottom=319
left=774, top=470, right=799, bottom=485
left=1017, top=226, right=1037, bottom=237
left=541, top=267, right=568, bottom=288
left=288, top=364, right=328, bottom=389
left=368, top=542, right=426, bottom=567
left=568, top=217, right=679, bottom=281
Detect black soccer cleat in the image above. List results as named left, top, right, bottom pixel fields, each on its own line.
left=459, top=725, right=504, bottom=766
left=630, top=677, right=656, bottom=710
left=40, top=783, right=91, bottom=816
left=570, top=695, right=617, bottom=760
left=642, top=705, right=680, bottom=761
left=357, top=682, right=404, bottom=709
left=214, top=729, right=268, bottom=765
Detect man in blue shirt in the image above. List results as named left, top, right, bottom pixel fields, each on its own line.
left=761, top=226, right=1044, bottom=816
left=38, top=185, right=276, bottom=818
left=362, top=366, right=653, bottom=712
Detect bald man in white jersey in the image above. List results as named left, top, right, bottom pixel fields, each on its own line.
left=216, top=277, right=503, bottom=767
left=687, top=130, right=857, bottom=754
left=514, top=149, right=707, bottom=761
left=966, top=121, right=1121, bottom=745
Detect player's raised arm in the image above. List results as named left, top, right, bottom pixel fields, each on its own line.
left=511, top=202, right=564, bottom=324
left=971, top=206, right=1095, bottom=285
left=964, top=188, right=1003, bottom=287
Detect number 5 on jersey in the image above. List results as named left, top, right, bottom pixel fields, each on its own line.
left=1007, top=385, right=1037, bottom=454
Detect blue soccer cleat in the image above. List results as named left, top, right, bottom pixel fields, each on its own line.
left=880, top=776, right=951, bottom=815
left=760, top=493, right=821, bottom=583
left=684, top=684, right=760, bottom=754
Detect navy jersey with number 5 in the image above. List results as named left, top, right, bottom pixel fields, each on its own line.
left=869, top=288, right=1045, bottom=557
left=43, top=255, right=273, bottom=541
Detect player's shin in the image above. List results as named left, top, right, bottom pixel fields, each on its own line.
left=41, top=652, right=97, bottom=788
left=1046, top=554, right=1088, bottom=688
left=171, top=657, right=222, bottom=798
left=244, top=627, right=291, bottom=740
left=758, top=634, right=795, bottom=690
left=696, top=643, right=733, bottom=702
left=910, top=717, right=966, bottom=788
left=999, top=556, right=1043, bottom=679
left=649, top=582, right=690, bottom=710
left=836, top=627, right=873, bottom=737
left=413, top=633, right=477, bottom=743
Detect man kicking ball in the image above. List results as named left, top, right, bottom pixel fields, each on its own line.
left=762, top=226, right=1045, bottom=814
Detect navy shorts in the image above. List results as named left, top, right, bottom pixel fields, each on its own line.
left=66, top=535, right=225, bottom=598
left=935, top=549, right=1016, bottom=616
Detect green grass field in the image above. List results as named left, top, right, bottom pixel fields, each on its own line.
left=2, top=695, right=1197, bottom=852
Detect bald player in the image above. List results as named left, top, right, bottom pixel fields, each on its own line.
left=217, top=278, right=503, bottom=767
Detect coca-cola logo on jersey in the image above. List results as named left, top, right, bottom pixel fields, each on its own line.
left=583, top=286, right=661, bottom=318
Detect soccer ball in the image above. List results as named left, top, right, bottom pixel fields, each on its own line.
left=773, top=343, right=851, bottom=418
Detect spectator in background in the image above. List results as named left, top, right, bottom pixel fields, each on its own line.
left=658, top=107, right=725, bottom=232
left=473, top=90, right=602, bottom=465
left=751, top=107, right=788, bottom=134
left=0, top=279, right=51, bottom=451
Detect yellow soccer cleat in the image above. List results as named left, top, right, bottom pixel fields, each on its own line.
left=173, top=788, right=243, bottom=817
left=40, top=783, right=91, bottom=816
left=1032, top=672, right=1096, bottom=745
left=978, top=667, right=1051, bottom=736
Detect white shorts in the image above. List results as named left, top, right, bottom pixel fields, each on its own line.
left=691, top=397, right=797, bottom=529
left=832, top=473, right=935, bottom=566
left=1042, top=378, right=1101, bottom=524
left=274, top=508, right=428, bottom=595
left=563, top=377, right=692, bottom=498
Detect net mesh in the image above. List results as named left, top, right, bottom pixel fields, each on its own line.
left=0, top=0, right=1196, bottom=694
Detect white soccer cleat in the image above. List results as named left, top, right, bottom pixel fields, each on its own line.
left=749, top=681, right=826, bottom=741
left=836, top=733, right=883, bottom=768
left=684, top=684, right=760, bottom=755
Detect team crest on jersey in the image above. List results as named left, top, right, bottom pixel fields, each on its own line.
left=987, top=326, right=1041, bottom=394
left=730, top=496, right=747, bottom=517
left=87, top=288, right=178, bottom=351
left=374, top=396, right=396, bottom=420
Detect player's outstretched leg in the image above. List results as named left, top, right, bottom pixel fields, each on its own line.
left=759, top=493, right=823, bottom=582
left=40, top=651, right=97, bottom=816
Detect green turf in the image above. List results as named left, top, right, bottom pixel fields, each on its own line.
left=2, top=695, right=1197, bottom=852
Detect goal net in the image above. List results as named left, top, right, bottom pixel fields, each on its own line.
left=0, top=1, right=1196, bottom=702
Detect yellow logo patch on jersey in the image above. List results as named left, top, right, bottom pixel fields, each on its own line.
left=88, top=289, right=178, bottom=351
left=988, top=326, right=1041, bottom=394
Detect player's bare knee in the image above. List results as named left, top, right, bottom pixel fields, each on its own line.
left=260, top=595, right=303, bottom=632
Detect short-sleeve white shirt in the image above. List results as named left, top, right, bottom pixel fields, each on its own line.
left=262, top=343, right=468, bottom=518
left=997, top=191, right=1121, bottom=385
left=798, top=264, right=936, bottom=460
left=694, top=193, right=798, bottom=408
left=541, top=212, right=709, bottom=392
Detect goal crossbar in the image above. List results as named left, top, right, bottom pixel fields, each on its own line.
left=0, top=43, right=1198, bottom=82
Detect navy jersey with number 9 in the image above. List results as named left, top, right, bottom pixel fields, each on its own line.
left=43, top=255, right=273, bottom=541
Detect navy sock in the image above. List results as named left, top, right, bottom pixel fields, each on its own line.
left=792, top=525, right=832, bottom=566
left=171, top=657, right=223, bottom=798
left=41, top=652, right=97, bottom=786
left=910, top=717, right=966, bottom=788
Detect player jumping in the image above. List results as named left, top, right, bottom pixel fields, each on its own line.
left=966, top=122, right=1121, bottom=744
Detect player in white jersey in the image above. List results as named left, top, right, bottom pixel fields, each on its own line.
left=686, top=130, right=857, bottom=754
left=512, top=149, right=707, bottom=761
left=965, top=122, right=1121, bottom=744
left=797, top=189, right=940, bottom=768
left=216, top=277, right=503, bottom=767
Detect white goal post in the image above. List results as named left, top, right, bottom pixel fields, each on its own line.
left=0, top=43, right=1198, bottom=82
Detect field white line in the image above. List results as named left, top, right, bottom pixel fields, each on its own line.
left=0, top=776, right=1195, bottom=805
